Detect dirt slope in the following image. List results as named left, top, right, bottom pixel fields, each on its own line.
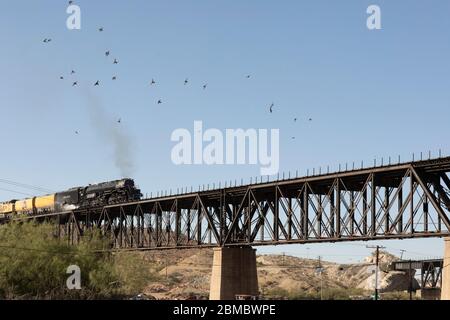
left=140, top=249, right=418, bottom=300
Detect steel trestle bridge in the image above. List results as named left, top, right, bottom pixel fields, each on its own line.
left=5, top=157, right=450, bottom=250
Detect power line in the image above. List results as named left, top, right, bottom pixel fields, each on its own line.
left=0, top=244, right=106, bottom=256
left=2, top=244, right=447, bottom=265
left=366, top=245, right=386, bottom=301
left=0, top=245, right=77, bottom=255
left=400, top=249, right=406, bottom=260
left=0, top=187, right=35, bottom=197
left=0, top=178, right=54, bottom=194
left=335, top=242, right=435, bottom=260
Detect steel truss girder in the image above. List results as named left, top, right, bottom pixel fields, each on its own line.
left=6, top=157, right=450, bottom=250
left=392, top=259, right=443, bottom=289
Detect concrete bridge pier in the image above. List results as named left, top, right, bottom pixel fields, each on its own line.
left=209, top=246, right=259, bottom=300
left=442, top=238, right=450, bottom=300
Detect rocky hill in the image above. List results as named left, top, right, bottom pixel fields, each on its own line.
left=139, top=249, right=418, bottom=300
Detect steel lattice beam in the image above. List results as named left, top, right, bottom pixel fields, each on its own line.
left=391, top=259, right=443, bottom=289
left=5, top=157, right=450, bottom=250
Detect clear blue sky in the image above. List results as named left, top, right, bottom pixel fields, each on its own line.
left=1, top=0, right=450, bottom=262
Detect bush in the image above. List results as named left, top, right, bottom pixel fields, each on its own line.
left=321, top=287, right=367, bottom=300
left=167, top=272, right=183, bottom=285
left=264, top=286, right=368, bottom=300
left=0, top=222, right=155, bottom=299
left=381, top=291, right=417, bottom=300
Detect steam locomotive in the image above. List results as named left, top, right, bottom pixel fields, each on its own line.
left=0, top=178, right=142, bottom=218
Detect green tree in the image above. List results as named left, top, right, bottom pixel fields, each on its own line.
left=0, top=222, right=156, bottom=299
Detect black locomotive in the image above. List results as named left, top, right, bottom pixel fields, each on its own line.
left=55, top=178, right=142, bottom=212
left=0, top=178, right=142, bottom=217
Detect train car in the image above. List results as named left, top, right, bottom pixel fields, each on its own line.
left=15, top=197, right=35, bottom=214
left=78, top=178, right=142, bottom=208
left=0, top=200, right=15, bottom=216
left=0, top=178, right=142, bottom=217
left=55, top=188, right=80, bottom=212
left=34, top=194, right=56, bottom=214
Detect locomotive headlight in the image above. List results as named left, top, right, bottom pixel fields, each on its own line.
left=117, top=181, right=125, bottom=188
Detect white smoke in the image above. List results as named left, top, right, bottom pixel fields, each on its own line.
left=63, top=204, right=79, bottom=211
left=82, top=88, right=135, bottom=177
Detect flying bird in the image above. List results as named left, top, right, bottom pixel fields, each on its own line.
left=71, top=70, right=75, bottom=74
left=294, top=118, right=297, bottom=122
left=99, top=27, right=104, bottom=32
left=72, top=81, right=78, bottom=86
left=157, top=99, right=162, bottom=104
left=184, top=78, right=189, bottom=85
left=112, top=76, right=117, bottom=80
left=75, top=130, right=79, bottom=135
left=309, top=118, right=312, bottom=121
left=60, top=76, right=64, bottom=80
left=113, top=59, right=118, bottom=64
left=94, top=81, right=100, bottom=86
left=43, top=38, right=52, bottom=43
left=203, top=84, right=207, bottom=90
left=150, top=79, right=156, bottom=85
left=105, top=51, right=110, bottom=57
left=117, top=118, right=121, bottom=124
left=269, top=103, right=274, bottom=113
left=246, top=75, right=251, bottom=79
left=291, top=136, right=296, bottom=140
left=69, top=1, right=74, bottom=4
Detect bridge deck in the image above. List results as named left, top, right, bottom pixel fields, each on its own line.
left=4, top=156, right=450, bottom=250
left=391, top=258, right=443, bottom=289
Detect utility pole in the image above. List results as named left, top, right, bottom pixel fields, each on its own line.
left=409, top=259, right=413, bottom=300
left=165, top=253, right=168, bottom=281
left=320, top=256, right=323, bottom=300
left=316, top=256, right=324, bottom=300
left=366, top=245, right=386, bottom=300
left=399, top=249, right=413, bottom=299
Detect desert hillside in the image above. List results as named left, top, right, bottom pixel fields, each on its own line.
left=139, top=249, right=418, bottom=300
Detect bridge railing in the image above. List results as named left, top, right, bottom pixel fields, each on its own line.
left=2, top=157, right=450, bottom=250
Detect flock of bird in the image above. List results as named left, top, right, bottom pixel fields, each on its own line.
left=44, top=1, right=313, bottom=139
left=55, top=27, right=116, bottom=91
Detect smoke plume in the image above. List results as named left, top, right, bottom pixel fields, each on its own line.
left=83, top=89, right=135, bottom=178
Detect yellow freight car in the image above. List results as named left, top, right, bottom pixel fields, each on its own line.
left=34, top=194, right=56, bottom=213
left=14, top=197, right=35, bottom=214
left=0, top=201, right=15, bottom=215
